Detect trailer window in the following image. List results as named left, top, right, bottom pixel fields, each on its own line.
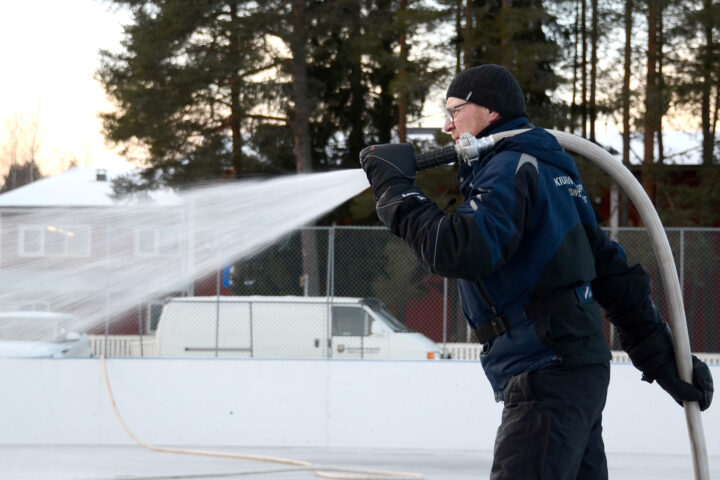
left=332, top=306, right=370, bottom=337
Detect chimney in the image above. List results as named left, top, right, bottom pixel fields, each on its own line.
left=96, top=169, right=108, bottom=181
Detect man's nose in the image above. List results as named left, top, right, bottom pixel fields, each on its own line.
left=443, top=117, right=454, bottom=132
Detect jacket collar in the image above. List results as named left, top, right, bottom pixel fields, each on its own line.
left=476, top=114, right=532, bottom=138
left=456, top=115, right=533, bottom=194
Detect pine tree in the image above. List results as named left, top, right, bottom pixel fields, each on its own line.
left=0, top=161, right=43, bottom=193
left=98, top=1, right=279, bottom=187
left=461, top=0, right=564, bottom=127
left=671, top=0, right=719, bottom=166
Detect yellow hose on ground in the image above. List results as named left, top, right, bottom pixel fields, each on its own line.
left=100, top=355, right=423, bottom=480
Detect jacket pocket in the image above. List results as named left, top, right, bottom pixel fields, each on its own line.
left=536, top=300, right=603, bottom=347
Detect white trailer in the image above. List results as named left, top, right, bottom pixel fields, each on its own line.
left=155, top=296, right=442, bottom=360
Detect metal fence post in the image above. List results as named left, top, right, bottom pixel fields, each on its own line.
left=443, top=277, right=448, bottom=358
left=137, top=304, right=144, bottom=358
left=330, top=225, right=336, bottom=299
left=249, top=301, right=254, bottom=358
left=215, top=266, right=220, bottom=357
left=186, top=198, right=196, bottom=297
left=680, top=229, right=685, bottom=291
left=104, top=225, right=110, bottom=358
left=325, top=226, right=335, bottom=358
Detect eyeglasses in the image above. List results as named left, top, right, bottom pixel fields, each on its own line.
left=445, top=101, right=470, bottom=123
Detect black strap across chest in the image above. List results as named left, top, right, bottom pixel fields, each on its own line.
left=472, top=285, right=589, bottom=344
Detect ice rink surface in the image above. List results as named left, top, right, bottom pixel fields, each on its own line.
left=2, top=445, right=718, bottom=480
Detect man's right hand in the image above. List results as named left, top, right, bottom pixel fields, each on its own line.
left=359, top=143, right=416, bottom=200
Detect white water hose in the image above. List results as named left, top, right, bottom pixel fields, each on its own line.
left=446, top=129, right=709, bottom=480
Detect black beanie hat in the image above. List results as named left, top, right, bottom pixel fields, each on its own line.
left=446, top=64, right=526, bottom=117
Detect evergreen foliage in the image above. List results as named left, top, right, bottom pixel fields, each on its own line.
left=0, top=162, right=43, bottom=193
left=463, top=0, right=565, bottom=127
left=99, top=0, right=445, bottom=185
left=98, top=1, right=276, bottom=187
left=97, top=0, right=719, bottom=226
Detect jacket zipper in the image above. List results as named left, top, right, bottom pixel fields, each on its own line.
left=475, top=281, right=508, bottom=337
left=476, top=281, right=498, bottom=315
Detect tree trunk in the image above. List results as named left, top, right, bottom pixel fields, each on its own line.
left=581, top=0, right=587, bottom=138
left=455, top=0, right=462, bottom=73
left=26, top=103, right=42, bottom=183
left=397, top=0, right=408, bottom=143
left=500, top=0, right=511, bottom=67
left=701, top=0, right=714, bottom=166
left=656, top=2, right=664, bottom=165
left=589, top=0, right=598, bottom=142
left=348, top=59, right=365, bottom=162
left=571, top=0, right=580, bottom=134
left=622, top=0, right=632, bottom=168
left=643, top=0, right=658, bottom=202
left=621, top=0, right=632, bottom=226
left=289, top=0, right=320, bottom=295
left=228, top=3, right=243, bottom=173
left=289, top=1, right=312, bottom=174
left=464, top=0, right=473, bottom=69
left=654, top=2, right=665, bottom=209
left=377, top=60, right=395, bottom=144
left=347, top=3, right=365, bottom=167
left=712, top=78, right=719, bottom=147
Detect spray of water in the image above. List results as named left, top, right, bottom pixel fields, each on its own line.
left=0, top=169, right=370, bottom=343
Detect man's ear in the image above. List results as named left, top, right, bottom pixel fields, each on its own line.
left=489, top=110, right=501, bottom=122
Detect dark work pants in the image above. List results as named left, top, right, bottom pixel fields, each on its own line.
left=490, top=363, right=611, bottom=480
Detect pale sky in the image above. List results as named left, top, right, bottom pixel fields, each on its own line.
left=0, top=0, right=132, bottom=175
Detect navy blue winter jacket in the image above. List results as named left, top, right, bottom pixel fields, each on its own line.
left=375, top=116, right=664, bottom=398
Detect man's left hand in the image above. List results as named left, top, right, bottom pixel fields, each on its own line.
left=627, top=323, right=714, bottom=411
left=655, top=355, right=713, bottom=411
left=359, top=143, right=416, bottom=199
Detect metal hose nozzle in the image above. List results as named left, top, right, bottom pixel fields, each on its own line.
left=414, top=132, right=496, bottom=171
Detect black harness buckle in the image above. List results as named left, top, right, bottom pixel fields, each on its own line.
left=472, top=315, right=511, bottom=344
left=490, top=315, right=507, bottom=336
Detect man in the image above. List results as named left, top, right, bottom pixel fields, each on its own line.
left=359, top=64, right=713, bottom=479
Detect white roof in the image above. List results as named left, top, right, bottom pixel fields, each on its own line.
left=171, top=296, right=366, bottom=305
left=0, top=168, right=182, bottom=207
left=0, top=311, right=78, bottom=321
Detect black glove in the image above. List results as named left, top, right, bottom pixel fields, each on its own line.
left=655, top=355, right=713, bottom=411
left=359, top=143, right=416, bottom=199
left=628, top=324, right=713, bottom=411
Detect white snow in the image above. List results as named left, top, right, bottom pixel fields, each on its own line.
left=0, top=168, right=181, bottom=207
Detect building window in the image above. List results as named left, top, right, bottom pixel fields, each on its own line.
left=19, top=225, right=91, bottom=257
left=19, top=301, right=49, bottom=312
left=135, top=228, right=180, bottom=256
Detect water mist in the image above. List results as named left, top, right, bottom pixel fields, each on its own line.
left=0, top=169, right=370, bottom=343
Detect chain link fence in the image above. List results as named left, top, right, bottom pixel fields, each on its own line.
left=93, top=226, right=720, bottom=358
left=610, top=228, right=720, bottom=353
